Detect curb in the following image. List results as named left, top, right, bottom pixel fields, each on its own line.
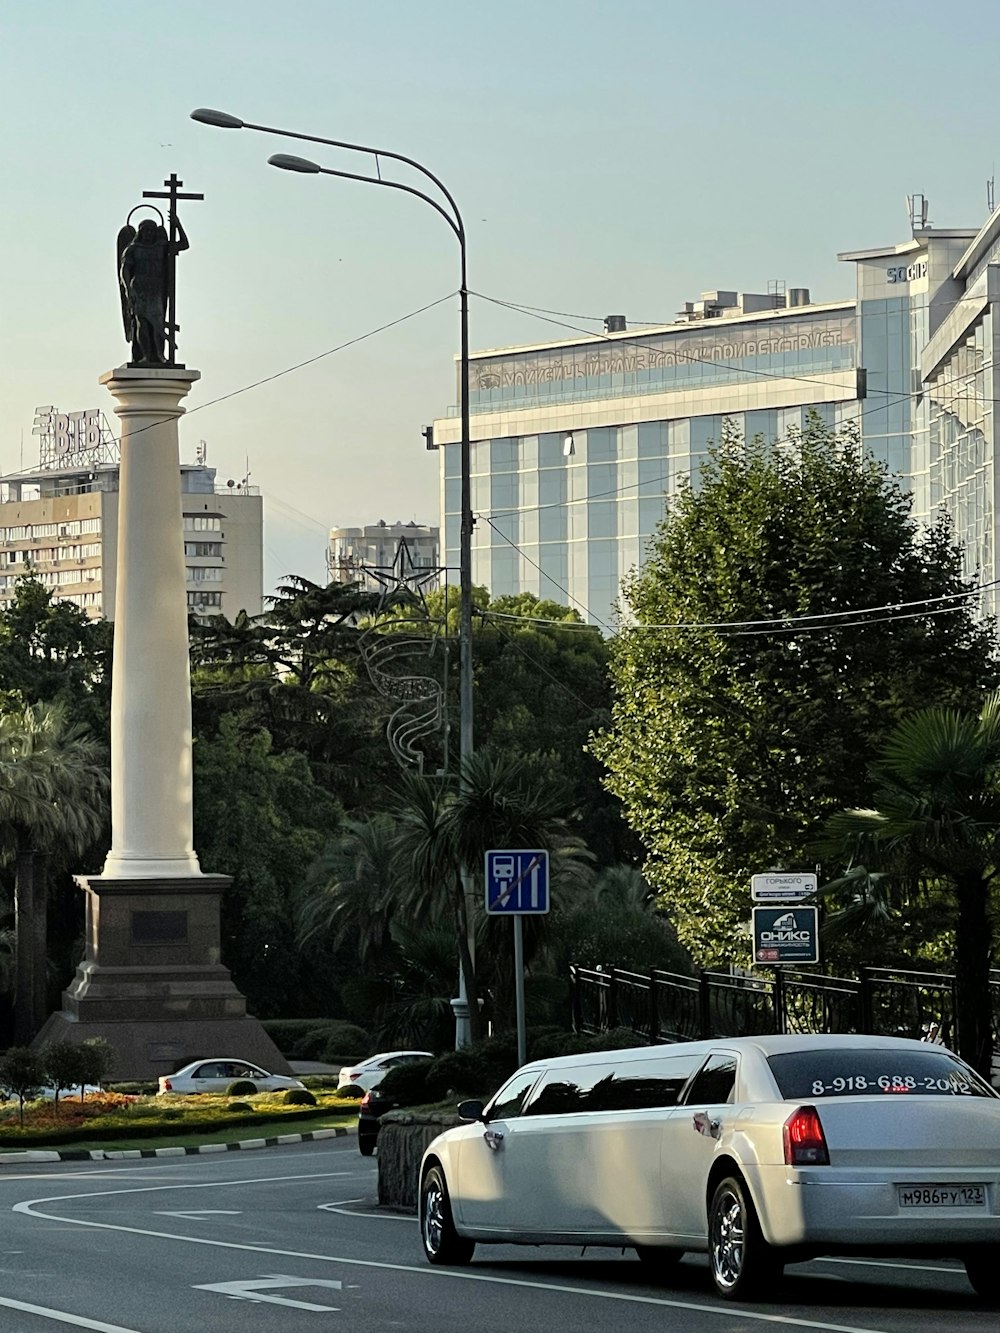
left=0, top=1126, right=349, bottom=1165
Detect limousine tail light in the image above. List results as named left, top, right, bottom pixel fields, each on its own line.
left=783, top=1105, right=829, bottom=1166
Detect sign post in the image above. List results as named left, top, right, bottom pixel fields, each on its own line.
left=485, top=850, right=550, bottom=1066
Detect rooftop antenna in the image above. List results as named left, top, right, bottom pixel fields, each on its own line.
left=906, top=193, right=929, bottom=232
left=988, top=172, right=996, bottom=216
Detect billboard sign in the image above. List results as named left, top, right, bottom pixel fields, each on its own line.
left=752, top=906, right=819, bottom=965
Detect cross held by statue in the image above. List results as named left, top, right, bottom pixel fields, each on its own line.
left=141, top=173, right=204, bottom=367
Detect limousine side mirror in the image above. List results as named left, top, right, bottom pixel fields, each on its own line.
left=457, top=1099, right=485, bottom=1122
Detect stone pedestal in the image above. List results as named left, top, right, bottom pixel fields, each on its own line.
left=34, top=874, right=292, bottom=1079
left=33, top=367, right=287, bottom=1081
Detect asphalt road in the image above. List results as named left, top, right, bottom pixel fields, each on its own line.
left=0, top=1136, right=995, bottom=1333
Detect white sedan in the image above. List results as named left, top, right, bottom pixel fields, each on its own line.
left=338, top=1050, right=434, bottom=1093
left=157, top=1059, right=304, bottom=1095
left=418, top=1033, right=1000, bottom=1302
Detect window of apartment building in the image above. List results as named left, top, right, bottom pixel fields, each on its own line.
left=188, top=566, right=222, bottom=583
left=80, top=519, right=101, bottom=535
left=187, top=591, right=222, bottom=608
left=184, top=515, right=222, bottom=532
left=184, top=542, right=223, bottom=557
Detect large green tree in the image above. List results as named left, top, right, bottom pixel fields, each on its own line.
left=594, top=420, right=1000, bottom=968
left=189, top=580, right=398, bottom=814
left=0, top=699, right=108, bottom=1040
left=383, top=588, right=636, bottom=865
left=822, top=693, right=1000, bottom=1076
left=192, top=712, right=340, bottom=1016
left=0, top=574, right=111, bottom=736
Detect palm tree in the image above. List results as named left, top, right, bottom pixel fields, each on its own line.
left=296, top=752, right=591, bottom=1045
left=392, top=752, right=592, bottom=1041
left=821, top=691, right=1000, bottom=1076
left=0, top=700, right=109, bottom=1042
left=295, top=813, right=399, bottom=967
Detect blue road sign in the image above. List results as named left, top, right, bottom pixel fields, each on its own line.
left=485, top=849, right=550, bottom=915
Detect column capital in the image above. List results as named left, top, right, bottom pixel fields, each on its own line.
left=100, top=366, right=201, bottom=389
left=100, top=368, right=201, bottom=417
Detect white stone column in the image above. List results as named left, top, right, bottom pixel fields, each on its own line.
left=99, top=367, right=202, bottom=878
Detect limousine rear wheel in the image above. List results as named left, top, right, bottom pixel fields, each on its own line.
left=709, top=1175, right=782, bottom=1300
left=420, top=1165, right=475, bottom=1266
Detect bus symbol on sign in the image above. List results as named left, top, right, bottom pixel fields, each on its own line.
left=485, top=850, right=549, bottom=915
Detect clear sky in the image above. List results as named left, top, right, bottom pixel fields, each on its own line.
left=2, top=0, right=998, bottom=595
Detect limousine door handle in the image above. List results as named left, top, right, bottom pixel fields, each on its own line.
left=693, top=1111, right=721, bottom=1138
left=484, top=1127, right=505, bottom=1151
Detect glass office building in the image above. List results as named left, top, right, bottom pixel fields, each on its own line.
left=435, top=292, right=863, bottom=627
left=435, top=206, right=1000, bottom=626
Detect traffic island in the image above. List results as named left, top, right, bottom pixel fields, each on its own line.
left=376, top=1110, right=462, bottom=1212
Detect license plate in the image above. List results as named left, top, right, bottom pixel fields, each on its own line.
left=898, top=1184, right=986, bottom=1209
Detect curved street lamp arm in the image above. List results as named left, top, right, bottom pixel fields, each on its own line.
left=247, top=118, right=465, bottom=244
left=295, top=162, right=464, bottom=252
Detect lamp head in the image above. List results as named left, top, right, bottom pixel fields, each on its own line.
left=563, top=434, right=576, bottom=458
left=190, top=107, right=245, bottom=129
left=268, top=153, right=322, bottom=174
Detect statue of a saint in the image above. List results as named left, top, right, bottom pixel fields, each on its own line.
left=116, top=212, right=189, bottom=366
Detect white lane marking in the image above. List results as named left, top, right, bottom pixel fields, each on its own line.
left=157, top=1209, right=242, bottom=1220
left=817, top=1256, right=964, bottom=1275
left=193, top=1273, right=342, bottom=1311
left=0, top=1295, right=144, bottom=1332
left=13, top=1180, right=910, bottom=1333
left=318, top=1198, right=414, bottom=1221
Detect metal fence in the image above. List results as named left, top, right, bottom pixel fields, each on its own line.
left=570, top=963, right=1000, bottom=1052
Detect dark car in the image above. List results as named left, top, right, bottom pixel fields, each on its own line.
left=357, top=1086, right=398, bottom=1155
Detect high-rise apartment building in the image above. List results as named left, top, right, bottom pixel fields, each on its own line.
left=328, top=520, right=440, bottom=594
left=0, top=408, right=262, bottom=620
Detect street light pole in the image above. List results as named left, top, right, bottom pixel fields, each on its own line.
left=191, top=110, right=477, bottom=1045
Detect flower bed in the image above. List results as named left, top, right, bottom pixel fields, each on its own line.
left=0, top=1088, right=358, bottom=1147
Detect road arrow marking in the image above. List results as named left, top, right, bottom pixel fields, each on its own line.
left=193, top=1274, right=342, bottom=1311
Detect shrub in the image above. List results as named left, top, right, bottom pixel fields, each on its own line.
left=282, top=1088, right=316, bottom=1106
left=227, top=1101, right=253, bottom=1113
left=300, top=1074, right=340, bottom=1091
left=42, top=1042, right=87, bottom=1103
left=375, top=1057, right=437, bottom=1106
left=334, top=1084, right=365, bottom=1100
left=77, top=1038, right=115, bottom=1088
left=227, top=1080, right=257, bottom=1097
left=0, top=1047, right=47, bottom=1124
left=262, top=1019, right=370, bottom=1061
left=374, top=1028, right=648, bottom=1109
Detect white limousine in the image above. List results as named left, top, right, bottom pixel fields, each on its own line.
left=418, top=1033, right=1000, bottom=1301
